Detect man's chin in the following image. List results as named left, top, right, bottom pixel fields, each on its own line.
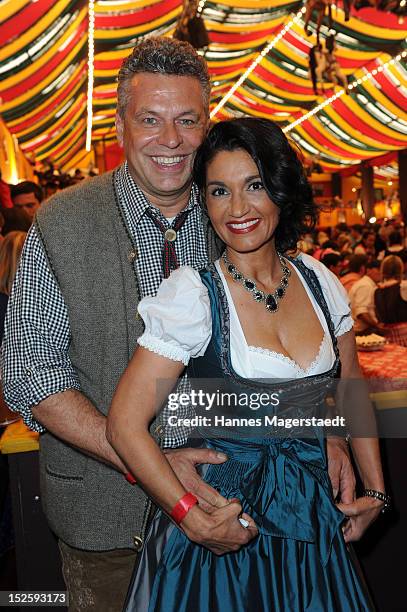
left=151, top=177, right=192, bottom=198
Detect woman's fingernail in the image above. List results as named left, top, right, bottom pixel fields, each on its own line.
left=216, top=452, right=227, bottom=460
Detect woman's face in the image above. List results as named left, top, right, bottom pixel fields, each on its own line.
left=205, top=148, right=280, bottom=254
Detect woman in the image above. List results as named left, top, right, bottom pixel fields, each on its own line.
left=375, top=255, right=407, bottom=324
left=107, top=119, right=386, bottom=611
left=374, top=255, right=407, bottom=347
left=0, top=231, right=26, bottom=338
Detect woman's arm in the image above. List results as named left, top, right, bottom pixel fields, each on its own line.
left=336, top=329, right=386, bottom=542
left=106, top=346, right=258, bottom=554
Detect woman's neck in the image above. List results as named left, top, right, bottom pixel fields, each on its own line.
left=223, top=242, right=283, bottom=286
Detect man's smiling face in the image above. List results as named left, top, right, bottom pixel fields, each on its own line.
left=116, top=72, right=208, bottom=209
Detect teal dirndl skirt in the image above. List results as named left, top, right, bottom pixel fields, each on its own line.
left=124, top=436, right=374, bottom=612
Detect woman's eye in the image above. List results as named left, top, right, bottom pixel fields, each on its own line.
left=143, top=117, right=157, bottom=125
left=248, top=181, right=263, bottom=191
left=210, top=187, right=228, bottom=197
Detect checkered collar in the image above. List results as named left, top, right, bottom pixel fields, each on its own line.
left=117, top=161, right=200, bottom=224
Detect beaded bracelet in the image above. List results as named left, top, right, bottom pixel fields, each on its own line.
left=362, top=489, right=391, bottom=512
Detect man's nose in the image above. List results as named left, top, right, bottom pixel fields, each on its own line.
left=157, top=122, right=183, bottom=148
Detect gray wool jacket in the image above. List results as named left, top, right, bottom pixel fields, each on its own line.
left=35, top=168, right=220, bottom=551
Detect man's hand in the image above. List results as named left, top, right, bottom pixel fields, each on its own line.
left=326, top=438, right=355, bottom=503
left=338, top=497, right=383, bottom=542
left=182, top=499, right=258, bottom=555
left=164, top=447, right=229, bottom=512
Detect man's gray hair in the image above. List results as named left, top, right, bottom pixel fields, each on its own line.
left=117, top=36, right=211, bottom=117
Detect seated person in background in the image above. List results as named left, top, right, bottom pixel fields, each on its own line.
left=350, top=223, right=363, bottom=249
left=321, top=252, right=341, bottom=277
left=349, top=260, right=381, bottom=335
left=375, top=255, right=407, bottom=324
left=378, top=231, right=407, bottom=264
left=336, top=233, right=352, bottom=255
left=354, top=230, right=376, bottom=260
left=313, top=240, right=340, bottom=262
left=340, top=254, right=367, bottom=293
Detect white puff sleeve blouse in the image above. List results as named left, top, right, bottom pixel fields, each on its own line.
left=137, top=266, right=212, bottom=365
left=297, top=252, right=353, bottom=337
left=136, top=257, right=353, bottom=370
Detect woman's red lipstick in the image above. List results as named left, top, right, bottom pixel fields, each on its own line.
left=226, top=218, right=260, bottom=234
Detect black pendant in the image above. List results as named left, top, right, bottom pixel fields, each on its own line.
left=266, top=295, right=278, bottom=311
left=281, top=277, right=289, bottom=286
left=276, top=287, right=285, bottom=298
left=244, top=280, right=255, bottom=291
left=233, top=272, right=243, bottom=281
left=228, top=264, right=236, bottom=274
left=253, top=291, right=264, bottom=302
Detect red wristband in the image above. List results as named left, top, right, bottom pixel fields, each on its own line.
left=124, top=471, right=137, bottom=485
left=170, top=492, right=198, bottom=524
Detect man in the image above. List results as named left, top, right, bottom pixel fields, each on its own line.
left=321, top=252, right=341, bottom=277
left=340, top=254, right=367, bottom=293
left=353, top=229, right=376, bottom=259
left=10, top=180, right=43, bottom=222
left=1, top=37, right=354, bottom=611
left=349, top=260, right=381, bottom=334
left=350, top=223, right=363, bottom=249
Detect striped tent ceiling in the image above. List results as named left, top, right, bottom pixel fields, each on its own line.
left=0, top=0, right=406, bottom=171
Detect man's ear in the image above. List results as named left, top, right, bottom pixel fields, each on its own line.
left=116, top=112, right=124, bottom=146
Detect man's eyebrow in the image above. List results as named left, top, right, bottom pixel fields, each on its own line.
left=135, top=108, right=199, bottom=116
left=135, top=108, right=160, bottom=115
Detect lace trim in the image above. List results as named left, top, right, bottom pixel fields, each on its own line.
left=336, top=314, right=354, bottom=336
left=137, top=333, right=190, bottom=365
left=248, top=334, right=327, bottom=376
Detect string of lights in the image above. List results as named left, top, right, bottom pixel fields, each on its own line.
left=283, top=48, right=407, bottom=133
left=85, top=0, right=95, bottom=152
left=197, top=0, right=207, bottom=15
left=210, top=6, right=307, bottom=119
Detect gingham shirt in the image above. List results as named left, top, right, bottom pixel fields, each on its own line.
left=1, top=163, right=208, bottom=446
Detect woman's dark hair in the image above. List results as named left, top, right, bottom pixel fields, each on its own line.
left=193, top=118, right=317, bottom=253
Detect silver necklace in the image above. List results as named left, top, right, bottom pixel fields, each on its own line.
left=222, top=251, right=291, bottom=313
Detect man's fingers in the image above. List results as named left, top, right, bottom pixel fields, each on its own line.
left=166, top=447, right=227, bottom=465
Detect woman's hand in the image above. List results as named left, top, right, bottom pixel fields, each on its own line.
left=181, top=500, right=258, bottom=555
left=337, top=496, right=383, bottom=542
left=326, top=438, right=355, bottom=503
